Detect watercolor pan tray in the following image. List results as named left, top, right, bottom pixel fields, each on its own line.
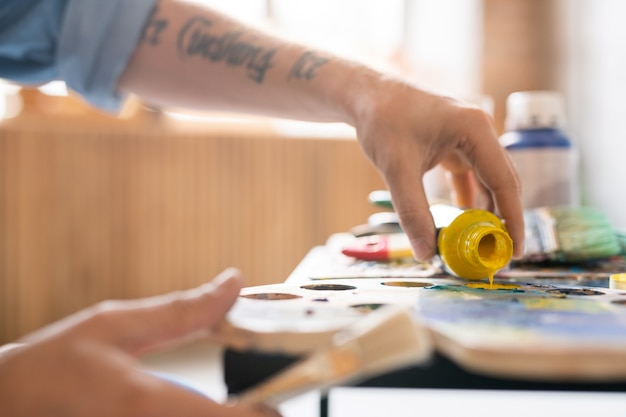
left=220, top=276, right=626, bottom=395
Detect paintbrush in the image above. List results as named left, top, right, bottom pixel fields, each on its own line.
left=230, top=305, right=431, bottom=407
left=523, top=206, right=621, bottom=262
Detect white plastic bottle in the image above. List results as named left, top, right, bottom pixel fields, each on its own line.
left=499, top=91, right=579, bottom=208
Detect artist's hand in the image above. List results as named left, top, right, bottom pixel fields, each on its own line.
left=116, top=1, right=522, bottom=263
left=350, top=76, right=524, bottom=261
left=0, top=269, right=281, bottom=417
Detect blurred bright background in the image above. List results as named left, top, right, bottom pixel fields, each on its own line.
left=3, top=0, right=626, bottom=343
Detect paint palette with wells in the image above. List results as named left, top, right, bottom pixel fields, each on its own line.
left=219, top=273, right=626, bottom=383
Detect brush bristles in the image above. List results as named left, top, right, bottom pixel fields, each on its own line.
left=332, top=305, right=429, bottom=378
left=235, top=305, right=430, bottom=406
left=547, top=207, right=621, bottom=261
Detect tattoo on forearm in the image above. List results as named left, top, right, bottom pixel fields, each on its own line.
left=178, top=17, right=276, bottom=84
left=289, top=51, right=329, bottom=81
left=142, top=6, right=169, bottom=45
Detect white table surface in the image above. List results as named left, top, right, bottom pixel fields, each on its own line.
left=328, top=387, right=626, bottom=417
left=141, top=339, right=626, bottom=417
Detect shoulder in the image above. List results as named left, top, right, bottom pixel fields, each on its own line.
left=0, top=0, right=68, bottom=84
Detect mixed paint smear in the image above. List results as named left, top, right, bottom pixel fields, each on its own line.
left=419, top=281, right=626, bottom=344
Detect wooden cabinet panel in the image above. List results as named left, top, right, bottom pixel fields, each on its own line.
left=0, top=116, right=385, bottom=343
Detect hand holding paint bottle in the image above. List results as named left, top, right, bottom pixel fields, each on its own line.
left=342, top=204, right=514, bottom=284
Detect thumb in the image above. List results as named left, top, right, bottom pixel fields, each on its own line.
left=92, top=268, right=245, bottom=354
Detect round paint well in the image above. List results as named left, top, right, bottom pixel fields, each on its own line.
left=300, top=284, right=356, bottom=291
left=546, top=288, right=604, bottom=296
left=381, top=281, right=433, bottom=288
left=527, top=283, right=557, bottom=289
left=241, top=292, right=302, bottom=300
left=350, top=303, right=387, bottom=313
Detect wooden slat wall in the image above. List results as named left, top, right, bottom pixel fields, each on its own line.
left=0, top=116, right=385, bottom=343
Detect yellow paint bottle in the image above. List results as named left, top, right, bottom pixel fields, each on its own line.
left=434, top=205, right=513, bottom=284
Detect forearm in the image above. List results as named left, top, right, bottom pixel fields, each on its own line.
left=117, top=0, right=525, bottom=261
left=118, top=0, right=377, bottom=123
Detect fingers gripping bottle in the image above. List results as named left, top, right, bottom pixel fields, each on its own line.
left=433, top=205, right=513, bottom=284
left=499, top=91, right=579, bottom=208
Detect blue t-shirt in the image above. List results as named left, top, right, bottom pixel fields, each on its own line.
left=0, top=0, right=157, bottom=112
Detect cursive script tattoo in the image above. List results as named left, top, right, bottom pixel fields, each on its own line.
left=141, top=6, right=169, bottom=45
left=289, top=51, right=329, bottom=81
left=178, top=17, right=276, bottom=84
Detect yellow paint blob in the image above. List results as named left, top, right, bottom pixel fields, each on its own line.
left=465, top=282, right=520, bottom=291
left=610, top=273, right=626, bottom=290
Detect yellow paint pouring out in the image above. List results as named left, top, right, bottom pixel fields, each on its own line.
left=465, top=282, right=520, bottom=291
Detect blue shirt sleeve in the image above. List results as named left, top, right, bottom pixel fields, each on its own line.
left=0, top=0, right=158, bottom=113
left=0, top=0, right=66, bottom=84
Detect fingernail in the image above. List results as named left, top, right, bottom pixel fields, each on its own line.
left=412, top=239, right=434, bottom=262
left=512, top=243, right=525, bottom=260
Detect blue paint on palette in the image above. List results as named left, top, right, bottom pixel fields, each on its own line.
left=418, top=284, right=626, bottom=343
